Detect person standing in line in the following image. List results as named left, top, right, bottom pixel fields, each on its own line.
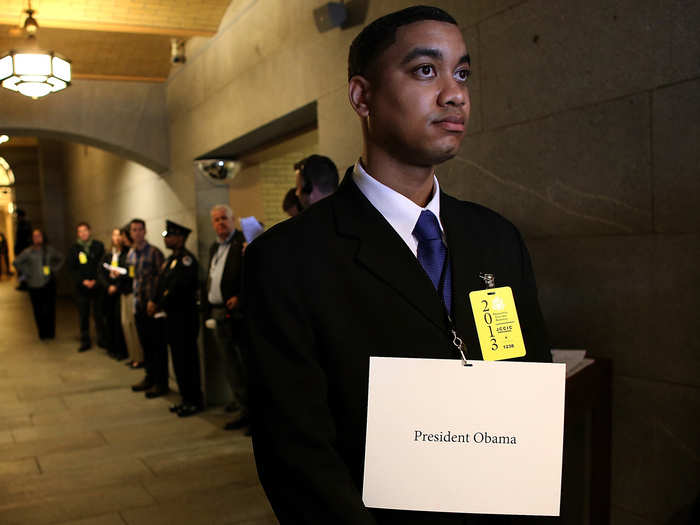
left=0, top=232, right=12, bottom=278
left=153, top=220, right=203, bottom=417
left=282, top=188, right=302, bottom=218
left=13, top=208, right=32, bottom=256
left=118, top=227, right=144, bottom=369
left=128, top=219, right=168, bottom=399
left=68, top=222, right=106, bottom=352
left=98, top=228, right=128, bottom=360
left=293, top=154, right=340, bottom=210
left=204, top=204, right=249, bottom=431
left=13, top=229, right=63, bottom=340
left=13, top=208, right=32, bottom=290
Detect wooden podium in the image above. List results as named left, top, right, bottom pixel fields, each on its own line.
left=560, top=358, right=612, bottom=524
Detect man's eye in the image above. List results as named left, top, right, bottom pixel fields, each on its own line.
left=455, top=69, right=471, bottom=82
left=415, top=65, right=435, bottom=78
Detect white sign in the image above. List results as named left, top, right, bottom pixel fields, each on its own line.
left=363, top=357, right=565, bottom=516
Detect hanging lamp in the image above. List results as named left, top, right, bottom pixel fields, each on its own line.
left=0, top=1, right=72, bottom=99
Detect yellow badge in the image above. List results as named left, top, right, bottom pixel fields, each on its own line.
left=111, top=260, right=118, bottom=267
left=128, top=265, right=135, bottom=277
left=468, top=286, right=526, bottom=361
left=170, top=259, right=177, bottom=269
left=78, top=252, right=88, bottom=264
left=43, top=265, right=50, bottom=276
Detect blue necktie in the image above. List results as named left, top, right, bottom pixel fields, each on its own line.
left=413, top=210, right=452, bottom=314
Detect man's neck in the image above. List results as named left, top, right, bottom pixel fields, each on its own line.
left=218, top=230, right=234, bottom=243
left=134, top=240, right=147, bottom=251
left=362, top=148, right=435, bottom=207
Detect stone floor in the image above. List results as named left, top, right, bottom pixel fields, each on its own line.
left=0, top=278, right=277, bottom=525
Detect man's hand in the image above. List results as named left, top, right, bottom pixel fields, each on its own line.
left=82, top=279, right=96, bottom=289
left=109, top=269, right=120, bottom=279
left=108, top=285, right=118, bottom=295
left=146, top=300, right=157, bottom=316
left=226, top=296, right=239, bottom=310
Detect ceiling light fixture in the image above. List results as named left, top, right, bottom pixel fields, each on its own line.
left=0, top=1, right=72, bottom=99
left=0, top=157, right=15, bottom=187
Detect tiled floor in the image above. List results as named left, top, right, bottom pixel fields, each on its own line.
left=0, top=279, right=277, bottom=525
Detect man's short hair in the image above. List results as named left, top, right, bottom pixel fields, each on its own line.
left=129, top=218, right=146, bottom=230
left=76, top=221, right=91, bottom=230
left=348, top=5, right=458, bottom=81
left=210, top=204, right=234, bottom=218
left=297, top=155, right=339, bottom=195
left=282, top=188, right=301, bottom=212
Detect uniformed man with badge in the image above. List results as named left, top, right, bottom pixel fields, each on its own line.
left=154, top=220, right=203, bottom=417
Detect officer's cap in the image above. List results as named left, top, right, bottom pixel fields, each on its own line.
left=162, top=220, right=191, bottom=238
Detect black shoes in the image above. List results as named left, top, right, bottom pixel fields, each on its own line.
left=224, top=414, right=250, bottom=431
left=169, top=403, right=183, bottom=413
left=144, top=385, right=169, bottom=399
left=77, top=344, right=91, bottom=352
left=177, top=404, right=202, bottom=418
left=131, top=379, right=153, bottom=392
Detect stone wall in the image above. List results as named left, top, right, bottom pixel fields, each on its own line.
left=38, top=140, right=196, bottom=259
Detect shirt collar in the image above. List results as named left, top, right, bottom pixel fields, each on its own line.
left=217, top=230, right=235, bottom=246
left=352, top=160, right=444, bottom=243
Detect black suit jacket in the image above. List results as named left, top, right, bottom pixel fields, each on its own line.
left=204, top=229, right=245, bottom=314
left=68, top=240, right=105, bottom=291
left=243, top=176, right=550, bottom=525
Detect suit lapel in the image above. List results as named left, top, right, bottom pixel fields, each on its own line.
left=333, top=177, right=447, bottom=332
left=440, top=193, right=487, bottom=360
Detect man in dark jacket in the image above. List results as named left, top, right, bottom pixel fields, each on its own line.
left=68, top=222, right=106, bottom=352
left=244, top=6, right=550, bottom=524
left=205, top=204, right=248, bottom=431
left=154, top=220, right=203, bottom=417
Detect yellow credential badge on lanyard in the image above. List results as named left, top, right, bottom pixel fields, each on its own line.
left=78, top=252, right=88, bottom=264
left=43, top=265, right=50, bottom=276
left=468, top=286, right=526, bottom=361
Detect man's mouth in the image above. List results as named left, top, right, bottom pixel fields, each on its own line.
left=434, top=115, right=465, bottom=132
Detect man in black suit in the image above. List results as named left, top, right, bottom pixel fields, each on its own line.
left=68, top=222, right=106, bottom=352
left=244, top=6, right=550, bottom=524
left=205, top=204, right=249, bottom=431
left=293, top=154, right=339, bottom=210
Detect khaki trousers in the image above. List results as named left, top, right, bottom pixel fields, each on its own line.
left=120, top=293, right=143, bottom=363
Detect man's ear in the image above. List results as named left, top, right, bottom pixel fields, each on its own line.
left=348, top=75, right=371, bottom=118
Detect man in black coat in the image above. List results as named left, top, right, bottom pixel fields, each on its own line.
left=244, top=6, right=551, bottom=524
left=205, top=204, right=249, bottom=430
left=68, top=222, right=106, bottom=352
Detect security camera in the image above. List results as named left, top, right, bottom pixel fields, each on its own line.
left=313, top=2, right=347, bottom=32
left=171, top=38, right=186, bottom=64
left=194, top=159, right=242, bottom=182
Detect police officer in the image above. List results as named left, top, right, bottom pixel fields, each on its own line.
left=154, top=220, right=203, bottom=417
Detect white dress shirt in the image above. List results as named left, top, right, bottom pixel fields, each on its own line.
left=352, top=160, right=445, bottom=257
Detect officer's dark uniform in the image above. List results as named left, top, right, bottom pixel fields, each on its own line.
left=154, top=221, right=203, bottom=416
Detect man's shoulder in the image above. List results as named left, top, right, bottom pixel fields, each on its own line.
left=441, top=192, right=520, bottom=237
left=250, top=198, right=334, bottom=255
